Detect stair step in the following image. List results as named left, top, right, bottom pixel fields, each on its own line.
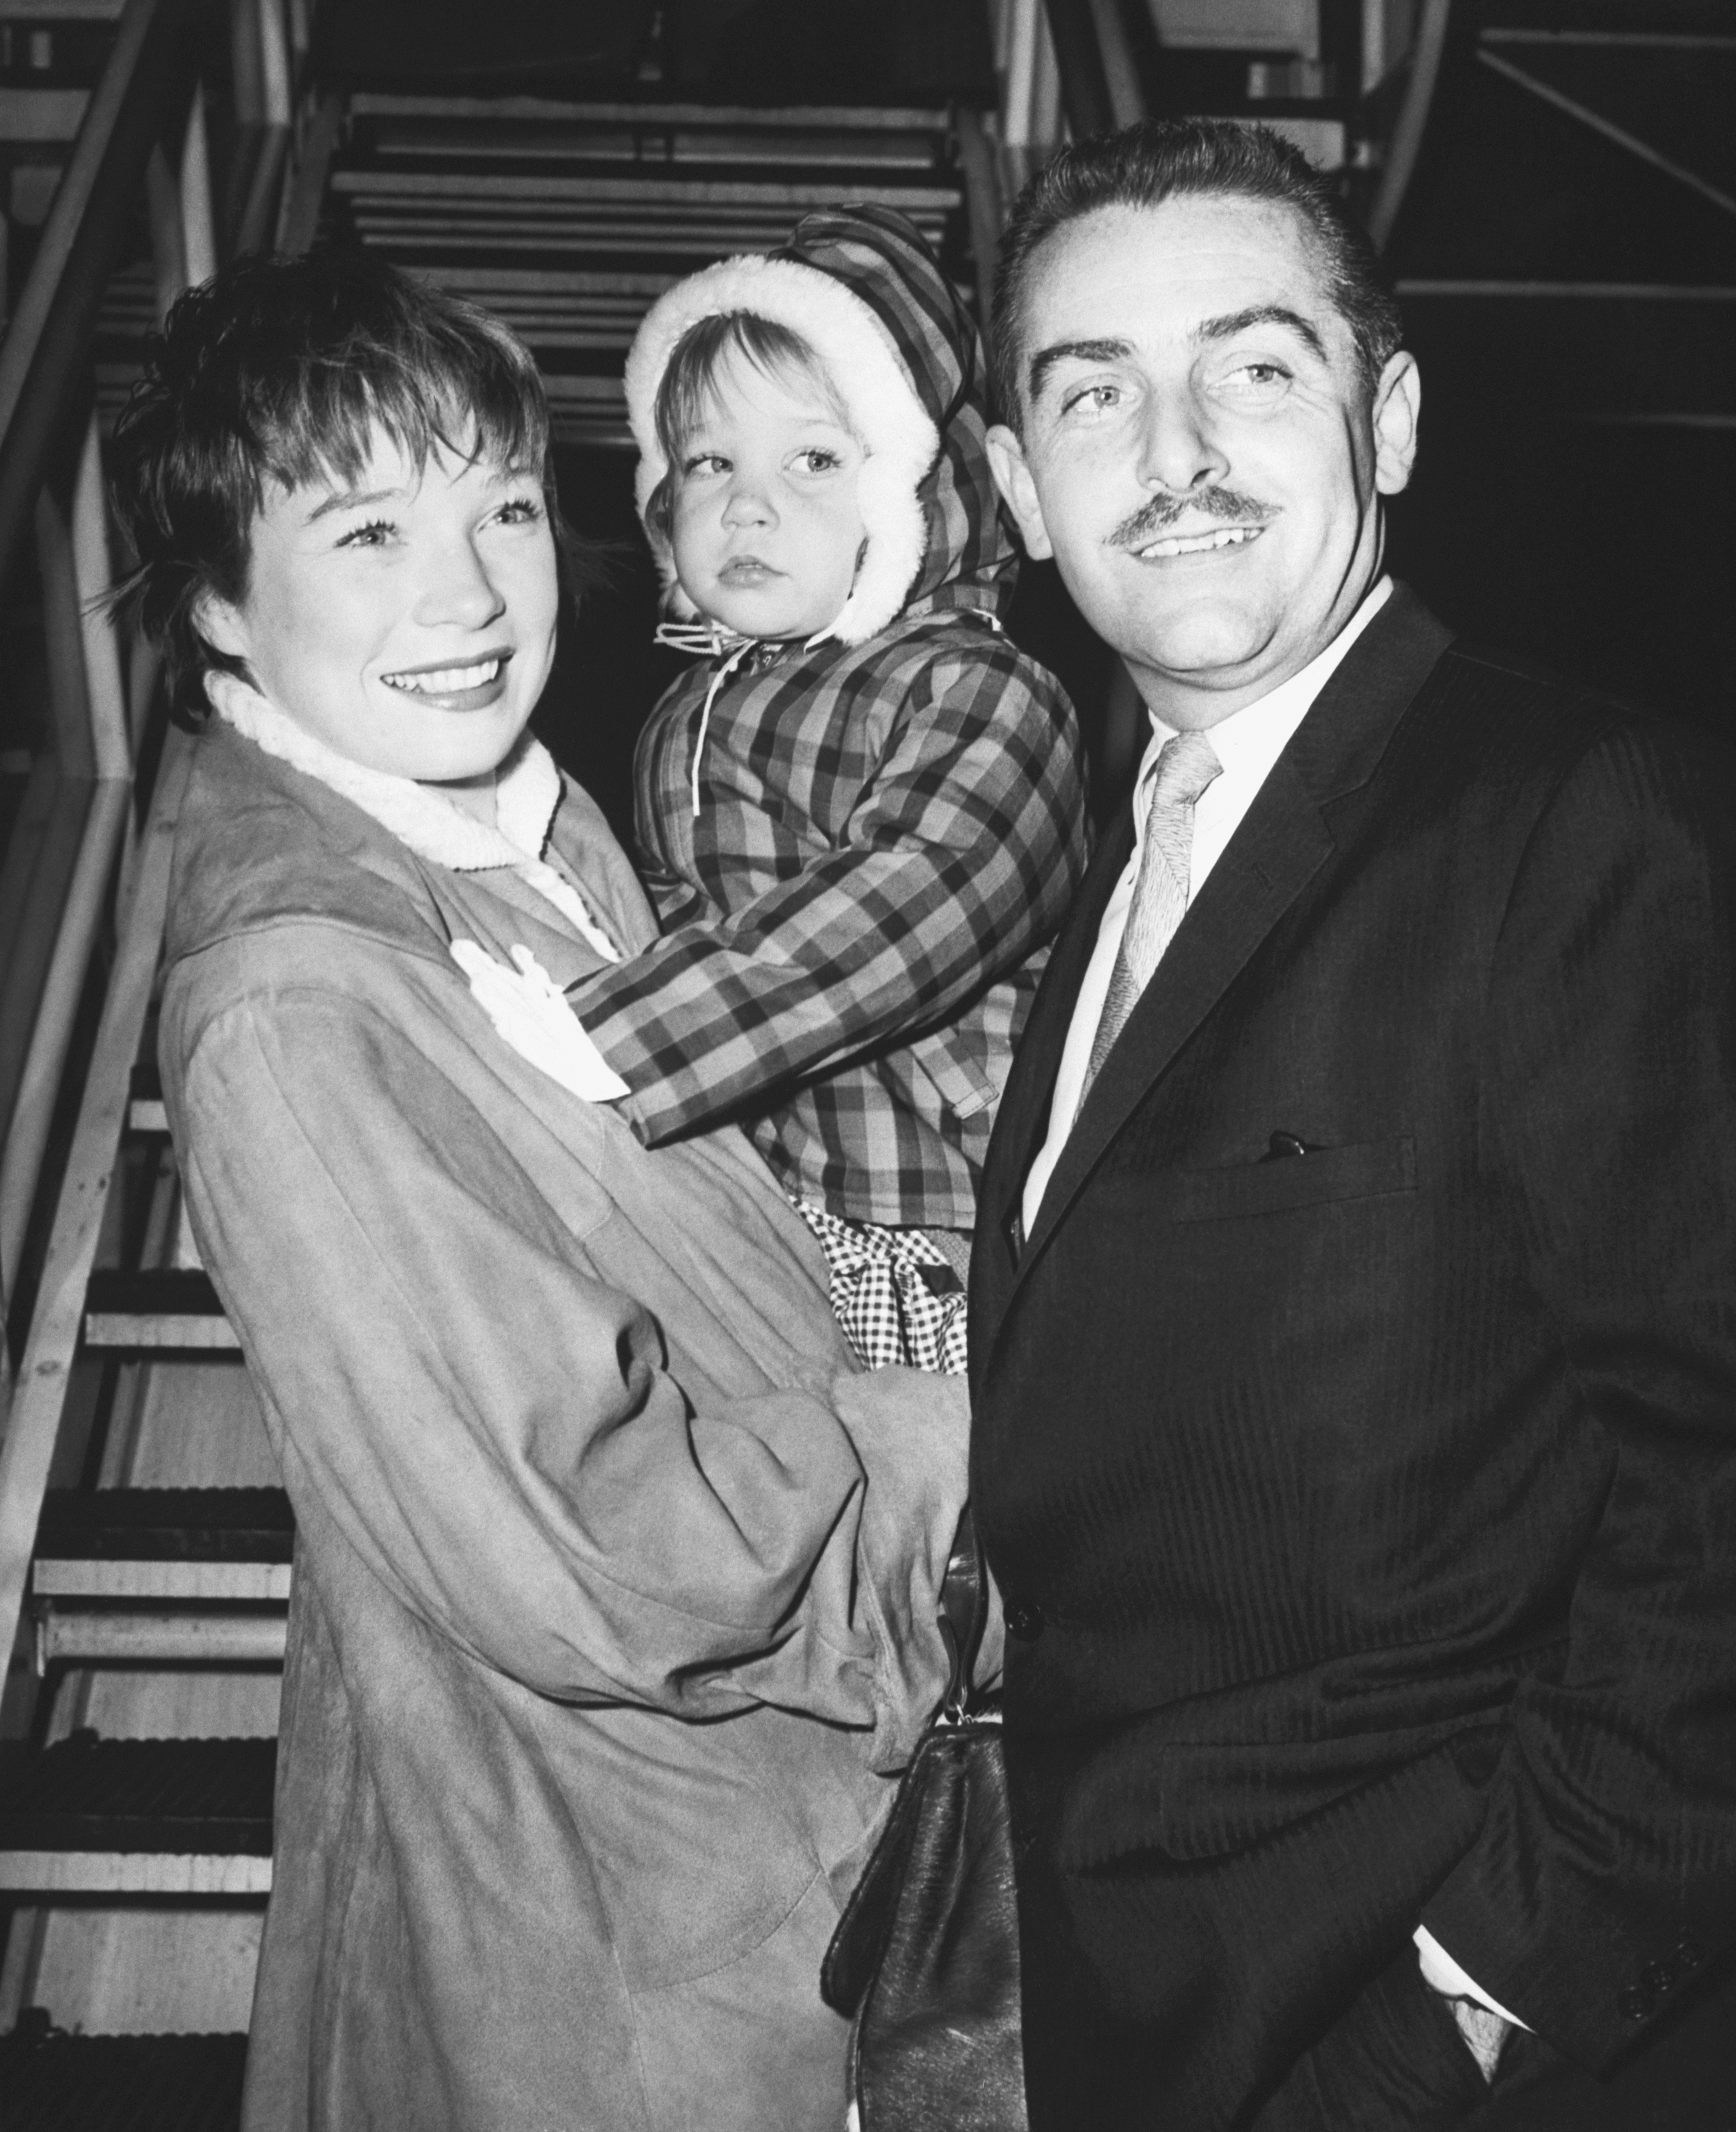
left=348, top=92, right=954, bottom=134
left=0, top=1734, right=275, bottom=1893
left=0, top=2018, right=248, bottom=2132
left=83, top=1269, right=238, bottom=1351
left=34, top=1607, right=288, bottom=1667
left=128, top=1058, right=169, bottom=1134
left=35, top=1488, right=294, bottom=1601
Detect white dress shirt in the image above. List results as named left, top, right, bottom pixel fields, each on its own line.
left=1021, top=576, right=1393, bottom=1238
left=1017, top=574, right=1530, bottom=2042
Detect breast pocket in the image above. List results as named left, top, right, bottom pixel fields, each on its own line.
left=1165, top=1135, right=1417, bottom=1222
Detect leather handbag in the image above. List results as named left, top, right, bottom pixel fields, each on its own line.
left=820, top=1512, right=1027, bottom=2130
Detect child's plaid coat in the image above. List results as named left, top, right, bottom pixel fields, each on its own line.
left=572, top=206, right=1090, bottom=1231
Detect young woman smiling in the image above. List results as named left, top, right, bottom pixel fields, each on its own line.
left=114, top=249, right=968, bottom=2132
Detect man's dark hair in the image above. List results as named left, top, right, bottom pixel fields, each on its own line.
left=991, top=117, right=1403, bottom=428
left=109, top=246, right=572, bottom=726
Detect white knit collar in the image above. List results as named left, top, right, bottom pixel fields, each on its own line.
left=211, top=680, right=561, bottom=872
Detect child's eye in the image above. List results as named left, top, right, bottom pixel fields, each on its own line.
left=338, top=517, right=396, bottom=549
left=682, top=452, right=727, bottom=476
left=793, top=447, right=843, bottom=475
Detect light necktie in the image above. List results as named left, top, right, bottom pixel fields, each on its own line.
left=1078, top=727, right=1223, bottom=1108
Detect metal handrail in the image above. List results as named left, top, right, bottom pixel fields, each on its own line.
left=0, top=0, right=206, bottom=596
left=1369, top=0, right=1454, bottom=252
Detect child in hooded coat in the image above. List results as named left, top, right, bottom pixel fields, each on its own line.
left=462, top=204, right=1089, bottom=1372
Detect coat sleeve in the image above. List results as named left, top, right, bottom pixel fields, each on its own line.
left=1418, top=718, right=1736, bottom=2066
left=565, top=647, right=1088, bottom=1144
left=167, top=951, right=965, bottom=1744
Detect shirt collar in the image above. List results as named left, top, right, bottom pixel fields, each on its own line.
left=1137, top=575, right=1394, bottom=803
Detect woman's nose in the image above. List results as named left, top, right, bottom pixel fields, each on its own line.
left=413, top=536, right=506, bottom=630
left=1136, top=391, right=1230, bottom=499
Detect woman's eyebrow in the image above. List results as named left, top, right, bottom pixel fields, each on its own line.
left=1195, top=305, right=1326, bottom=358
left=304, top=485, right=402, bottom=523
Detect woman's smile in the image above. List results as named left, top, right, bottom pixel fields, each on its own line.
left=199, top=433, right=559, bottom=793
left=379, top=647, right=514, bottom=710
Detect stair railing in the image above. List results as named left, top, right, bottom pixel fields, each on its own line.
left=0, top=0, right=296, bottom=1718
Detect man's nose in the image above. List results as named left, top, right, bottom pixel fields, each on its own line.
left=1135, top=391, right=1229, bottom=496
left=413, top=536, right=506, bottom=630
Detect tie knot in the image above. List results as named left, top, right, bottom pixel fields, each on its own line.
left=1153, top=728, right=1223, bottom=807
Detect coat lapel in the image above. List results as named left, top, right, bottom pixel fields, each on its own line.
left=976, top=585, right=1456, bottom=1354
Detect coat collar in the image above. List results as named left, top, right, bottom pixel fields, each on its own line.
left=209, top=681, right=622, bottom=963
left=211, top=679, right=563, bottom=874
left=974, top=584, right=1455, bottom=1356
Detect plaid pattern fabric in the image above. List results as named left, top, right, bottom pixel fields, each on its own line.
left=568, top=205, right=1091, bottom=1230
left=571, top=610, right=1088, bottom=1228
left=794, top=1200, right=969, bottom=1375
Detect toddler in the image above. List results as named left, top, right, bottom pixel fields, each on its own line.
left=464, top=204, right=1089, bottom=1370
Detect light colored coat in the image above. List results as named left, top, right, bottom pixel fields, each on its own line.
left=159, top=705, right=967, bottom=2132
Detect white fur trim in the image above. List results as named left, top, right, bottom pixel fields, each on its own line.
left=624, top=253, right=939, bottom=647
left=210, top=678, right=621, bottom=961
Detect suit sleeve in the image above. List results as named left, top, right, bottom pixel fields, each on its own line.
left=171, top=972, right=964, bottom=1748
left=565, top=650, right=1088, bottom=1143
left=1419, top=718, right=1736, bottom=2067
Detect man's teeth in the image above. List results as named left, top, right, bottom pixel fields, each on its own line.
left=1136, top=526, right=1262, bottom=560
left=382, top=658, right=501, bottom=694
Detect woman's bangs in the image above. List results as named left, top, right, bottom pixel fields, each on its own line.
left=260, top=329, right=549, bottom=497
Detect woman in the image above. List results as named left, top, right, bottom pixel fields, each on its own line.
left=112, top=248, right=968, bottom=2132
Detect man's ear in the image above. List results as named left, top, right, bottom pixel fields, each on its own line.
left=1371, top=351, right=1421, bottom=497
left=984, top=422, right=1055, bottom=562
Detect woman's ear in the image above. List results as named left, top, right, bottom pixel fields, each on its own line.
left=191, top=588, right=250, bottom=664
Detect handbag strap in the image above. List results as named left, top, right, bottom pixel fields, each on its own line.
left=938, top=1505, right=988, bottom=1724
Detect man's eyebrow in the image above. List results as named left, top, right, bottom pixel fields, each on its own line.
left=304, top=485, right=403, bottom=524
left=1195, top=305, right=1328, bottom=359
left=1026, top=337, right=1134, bottom=405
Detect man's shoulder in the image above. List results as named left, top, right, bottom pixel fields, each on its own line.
left=1411, top=632, right=1733, bottom=800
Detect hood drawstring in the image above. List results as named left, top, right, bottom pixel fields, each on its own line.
left=655, top=621, right=760, bottom=820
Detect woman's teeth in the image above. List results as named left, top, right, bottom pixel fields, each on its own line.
left=1138, top=526, right=1263, bottom=560
left=382, top=658, right=501, bottom=695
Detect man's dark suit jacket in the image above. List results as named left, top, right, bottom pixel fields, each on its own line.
left=969, top=587, right=1736, bottom=2130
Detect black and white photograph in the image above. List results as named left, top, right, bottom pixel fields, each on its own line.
left=0, top=3, right=1731, bottom=2128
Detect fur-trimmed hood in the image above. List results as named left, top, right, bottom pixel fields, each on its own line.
left=624, top=202, right=1016, bottom=644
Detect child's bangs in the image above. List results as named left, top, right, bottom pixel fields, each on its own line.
left=655, top=312, right=849, bottom=459
left=257, top=311, right=551, bottom=502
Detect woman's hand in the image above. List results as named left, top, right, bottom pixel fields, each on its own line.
left=450, top=938, right=630, bottom=1102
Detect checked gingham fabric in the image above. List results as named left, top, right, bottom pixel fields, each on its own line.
left=570, top=610, right=1088, bottom=1230
left=794, top=1200, right=969, bottom=1375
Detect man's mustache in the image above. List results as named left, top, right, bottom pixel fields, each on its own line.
left=1108, top=487, right=1277, bottom=549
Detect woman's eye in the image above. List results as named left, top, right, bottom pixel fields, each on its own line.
left=338, top=517, right=396, bottom=549
left=493, top=495, right=543, bottom=525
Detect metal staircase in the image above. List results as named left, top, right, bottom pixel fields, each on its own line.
left=6, top=3, right=1725, bottom=2124
left=0, top=13, right=992, bottom=2125
left=313, top=93, right=974, bottom=448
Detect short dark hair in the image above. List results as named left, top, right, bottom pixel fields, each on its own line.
left=109, top=246, right=565, bottom=725
left=991, top=117, right=1403, bottom=428
left=644, top=309, right=850, bottom=537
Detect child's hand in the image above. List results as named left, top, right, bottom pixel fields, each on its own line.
left=450, top=940, right=630, bottom=1103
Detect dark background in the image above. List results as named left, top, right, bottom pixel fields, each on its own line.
left=312, top=0, right=1736, bottom=828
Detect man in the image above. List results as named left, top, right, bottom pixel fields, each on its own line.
left=972, top=118, right=1736, bottom=2129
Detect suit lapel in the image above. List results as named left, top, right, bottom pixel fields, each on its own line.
left=976, top=584, right=1457, bottom=1358
left=1017, top=757, right=1333, bottom=1278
